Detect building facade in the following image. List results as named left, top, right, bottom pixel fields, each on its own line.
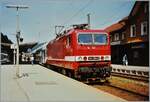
left=105, top=1, right=149, bottom=66
left=1, top=33, right=13, bottom=64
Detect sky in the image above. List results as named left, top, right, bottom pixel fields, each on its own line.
left=0, top=0, right=135, bottom=43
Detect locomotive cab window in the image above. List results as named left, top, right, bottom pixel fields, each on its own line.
left=78, top=33, right=107, bottom=45
left=94, top=34, right=107, bottom=44
left=78, top=34, right=92, bottom=44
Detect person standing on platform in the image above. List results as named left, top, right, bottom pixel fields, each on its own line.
left=122, top=54, right=128, bottom=66
left=30, top=55, right=34, bottom=65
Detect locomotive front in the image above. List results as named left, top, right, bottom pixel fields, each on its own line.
left=73, top=30, right=112, bottom=82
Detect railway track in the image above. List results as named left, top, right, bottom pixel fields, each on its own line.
left=106, top=82, right=148, bottom=97
left=92, top=83, right=149, bottom=101
left=90, top=75, right=149, bottom=101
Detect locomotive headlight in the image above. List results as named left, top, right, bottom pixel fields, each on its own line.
left=105, top=56, right=110, bottom=60
left=78, top=57, right=82, bottom=61
left=83, top=56, right=87, bottom=61
left=101, top=56, right=104, bottom=60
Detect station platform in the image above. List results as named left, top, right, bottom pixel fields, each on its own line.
left=0, top=65, right=126, bottom=102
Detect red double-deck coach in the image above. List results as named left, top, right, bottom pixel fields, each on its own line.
left=46, top=24, right=111, bottom=82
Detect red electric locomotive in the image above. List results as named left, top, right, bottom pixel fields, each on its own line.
left=46, top=24, right=111, bottom=82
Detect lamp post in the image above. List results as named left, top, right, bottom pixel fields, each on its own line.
left=6, top=5, right=29, bottom=78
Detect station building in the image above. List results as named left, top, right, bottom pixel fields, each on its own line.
left=19, top=42, right=38, bottom=64
left=1, top=32, right=38, bottom=64
left=105, top=1, right=149, bottom=66
left=0, top=33, right=13, bottom=64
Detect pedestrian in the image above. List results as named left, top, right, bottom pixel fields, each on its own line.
left=122, top=54, right=128, bottom=66
left=30, top=55, right=34, bottom=65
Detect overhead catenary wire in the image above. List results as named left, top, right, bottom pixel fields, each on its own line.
left=61, top=0, right=131, bottom=30
left=99, top=2, right=133, bottom=28
left=51, top=1, right=133, bottom=39
left=55, top=0, right=93, bottom=35
left=61, top=0, right=93, bottom=27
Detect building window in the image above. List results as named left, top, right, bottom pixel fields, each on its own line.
left=130, top=24, right=136, bottom=37
left=141, top=21, right=147, bottom=36
left=121, top=32, right=125, bottom=40
left=114, top=33, right=119, bottom=41
left=144, top=4, right=148, bottom=13
left=133, top=51, right=139, bottom=58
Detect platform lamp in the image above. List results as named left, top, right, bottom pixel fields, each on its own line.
left=6, top=5, right=29, bottom=78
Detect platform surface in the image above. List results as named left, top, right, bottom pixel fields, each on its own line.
left=0, top=65, right=126, bottom=102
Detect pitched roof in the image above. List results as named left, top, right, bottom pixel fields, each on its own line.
left=129, top=1, right=141, bottom=17
left=31, top=42, right=47, bottom=53
left=1, top=33, right=13, bottom=44
left=105, top=21, right=125, bottom=33
left=19, top=42, right=38, bottom=52
left=105, top=1, right=146, bottom=33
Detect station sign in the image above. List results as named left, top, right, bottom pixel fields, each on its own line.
left=111, top=41, right=121, bottom=45
left=11, top=44, right=17, bottom=49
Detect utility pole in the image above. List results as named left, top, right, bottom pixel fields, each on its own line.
left=87, top=13, right=90, bottom=29
left=11, top=44, right=16, bottom=65
left=6, top=5, right=29, bottom=78
left=13, top=49, right=16, bottom=64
